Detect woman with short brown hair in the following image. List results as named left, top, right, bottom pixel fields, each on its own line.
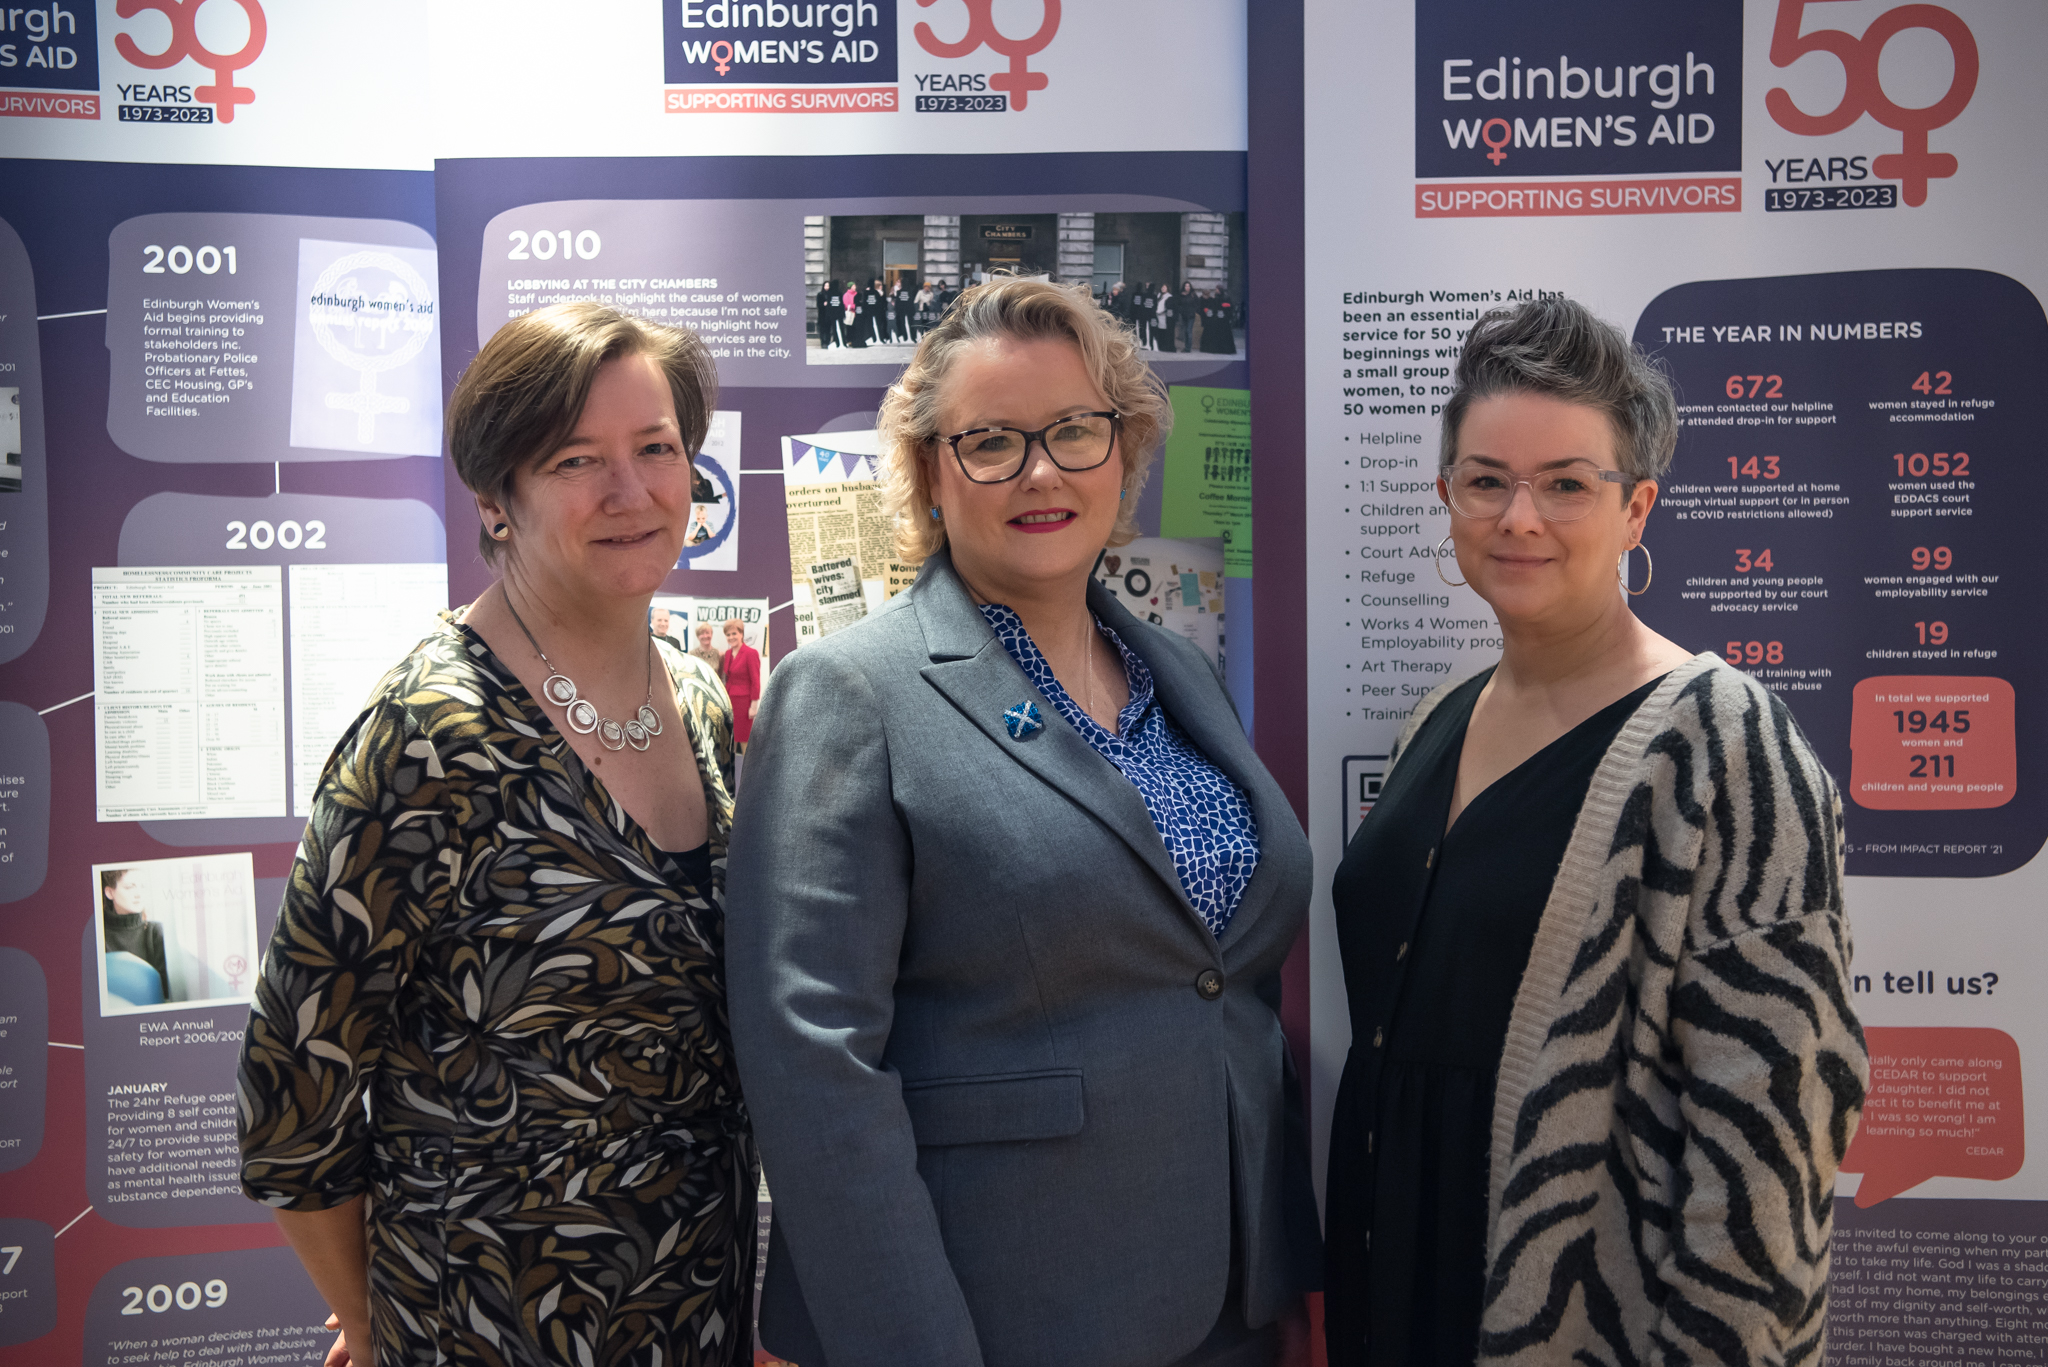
left=239, top=302, right=753, bottom=1367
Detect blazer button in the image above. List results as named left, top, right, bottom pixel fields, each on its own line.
left=1196, top=969, right=1224, bottom=1000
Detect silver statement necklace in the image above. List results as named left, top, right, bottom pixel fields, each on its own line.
left=502, top=589, right=665, bottom=752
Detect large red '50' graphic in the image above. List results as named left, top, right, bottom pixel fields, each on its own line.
left=115, top=0, right=268, bottom=125
left=915, top=0, right=1060, bottom=111
left=1766, top=0, right=1978, bottom=206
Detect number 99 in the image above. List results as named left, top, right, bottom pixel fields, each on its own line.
left=1911, top=546, right=1952, bottom=571
left=1726, top=639, right=1784, bottom=666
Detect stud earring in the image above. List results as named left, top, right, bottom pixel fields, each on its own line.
left=929, top=506, right=942, bottom=521
left=491, top=523, right=510, bottom=540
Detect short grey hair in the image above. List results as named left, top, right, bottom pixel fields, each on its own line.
left=1439, top=297, right=1677, bottom=482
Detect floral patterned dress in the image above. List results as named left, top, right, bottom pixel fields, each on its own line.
left=238, top=616, right=755, bottom=1367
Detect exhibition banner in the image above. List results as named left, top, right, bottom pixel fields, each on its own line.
left=1299, top=0, right=2047, bottom=1358
left=0, top=3, right=443, bottom=1362
left=0, top=3, right=1254, bottom=1364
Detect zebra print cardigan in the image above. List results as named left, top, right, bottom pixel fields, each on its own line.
left=1388, top=654, right=1866, bottom=1367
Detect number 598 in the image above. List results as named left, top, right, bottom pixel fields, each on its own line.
left=1727, top=639, right=1784, bottom=666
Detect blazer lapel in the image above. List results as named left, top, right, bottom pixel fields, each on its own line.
left=1090, top=583, right=1288, bottom=954
left=912, top=554, right=1206, bottom=934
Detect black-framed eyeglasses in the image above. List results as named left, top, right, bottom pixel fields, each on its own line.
left=936, top=411, right=1121, bottom=484
left=1442, top=460, right=1636, bottom=522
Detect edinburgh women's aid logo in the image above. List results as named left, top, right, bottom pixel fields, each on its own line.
left=1417, top=0, right=1742, bottom=178
left=1413, top=0, right=1744, bottom=218
left=0, top=1, right=100, bottom=118
left=114, top=0, right=266, bottom=123
left=667, top=1, right=897, bottom=85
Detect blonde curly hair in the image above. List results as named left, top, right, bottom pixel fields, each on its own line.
left=877, top=277, right=1171, bottom=564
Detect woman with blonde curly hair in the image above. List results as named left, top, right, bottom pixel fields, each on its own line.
left=726, top=277, right=1319, bottom=1366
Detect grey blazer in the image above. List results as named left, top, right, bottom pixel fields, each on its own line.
left=726, top=550, right=1319, bottom=1367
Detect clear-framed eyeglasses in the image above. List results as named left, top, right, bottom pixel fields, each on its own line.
left=1442, top=460, right=1636, bottom=523
left=937, top=411, right=1121, bottom=484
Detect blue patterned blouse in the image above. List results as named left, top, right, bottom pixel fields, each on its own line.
left=980, top=604, right=1261, bottom=935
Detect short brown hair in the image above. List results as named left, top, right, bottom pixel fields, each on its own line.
left=1440, top=297, right=1677, bottom=482
left=877, top=278, right=1170, bottom=564
left=448, top=302, right=719, bottom=564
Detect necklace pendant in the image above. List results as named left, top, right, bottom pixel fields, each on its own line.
left=637, top=704, right=664, bottom=737
left=565, top=698, right=600, bottom=735
left=597, top=717, right=627, bottom=750
left=542, top=673, right=580, bottom=707
left=624, top=720, right=652, bottom=751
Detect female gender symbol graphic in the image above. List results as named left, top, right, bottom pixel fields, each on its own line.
left=1481, top=118, right=1512, bottom=166
left=308, top=250, right=437, bottom=446
left=1766, top=1, right=1979, bottom=206
left=115, top=0, right=268, bottom=124
left=915, top=0, right=1061, bottom=111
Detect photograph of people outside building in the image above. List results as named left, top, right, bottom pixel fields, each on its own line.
left=804, top=211, right=1246, bottom=365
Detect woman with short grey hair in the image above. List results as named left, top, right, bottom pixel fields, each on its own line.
left=1324, top=296, right=1865, bottom=1365
left=729, top=277, right=1319, bottom=1366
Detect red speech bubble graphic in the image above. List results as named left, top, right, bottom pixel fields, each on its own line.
left=1841, top=1026, right=2023, bottom=1206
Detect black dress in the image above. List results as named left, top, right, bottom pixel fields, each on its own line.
left=1323, top=668, right=1664, bottom=1366
left=102, top=911, right=169, bottom=998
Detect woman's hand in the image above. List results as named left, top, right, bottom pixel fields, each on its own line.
left=321, top=1312, right=374, bottom=1367
left=272, top=1202, right=373, bottom=1367
left=749, top=698, right=760, bottom=718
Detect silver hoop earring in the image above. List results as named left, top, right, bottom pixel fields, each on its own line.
left=929, top=505, right=942, bottom=521
left=1433, top=534, right=1467, bottom=587
left=1620, top=542, right=1652, bottom=596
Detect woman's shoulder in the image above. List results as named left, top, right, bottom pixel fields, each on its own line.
left=1618, top=654, right=1841, bottom=837
left=394, top=614, right=505, bottom=692
left=1647, top=654, right=1822, bottom=758
left=368, top=617, right=534, bottom=741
